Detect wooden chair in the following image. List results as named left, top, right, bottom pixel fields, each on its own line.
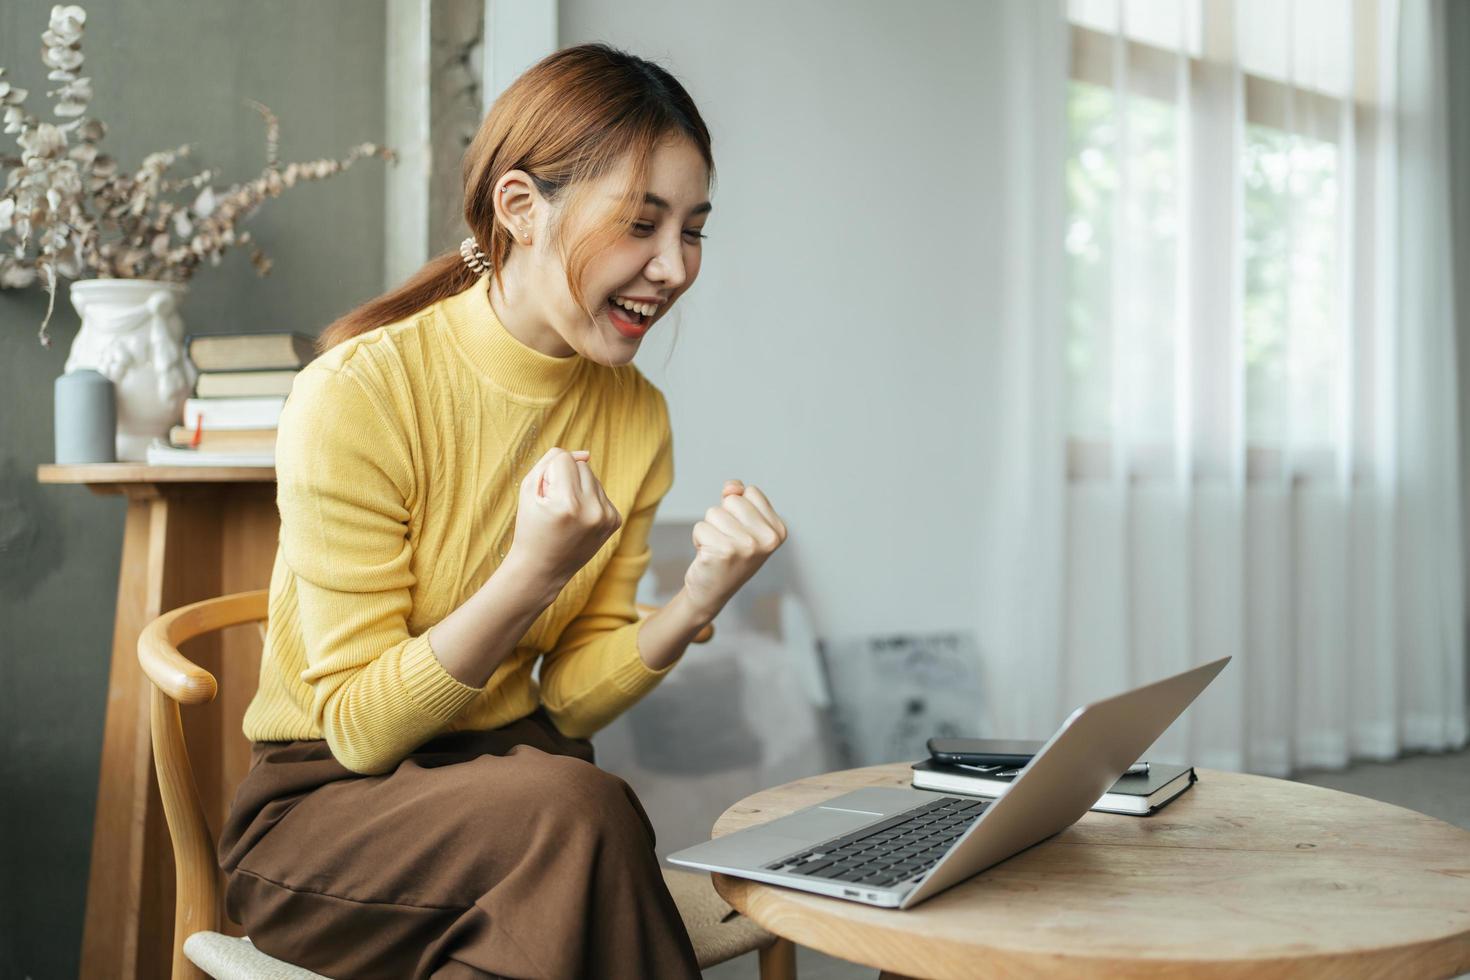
left=138, top=589, right=797, bottom=980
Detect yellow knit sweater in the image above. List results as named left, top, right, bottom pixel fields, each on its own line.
left=241, top=273, right=678, bottom=774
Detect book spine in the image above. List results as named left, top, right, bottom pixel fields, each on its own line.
left=168, top=426, right=276, bottom=451
left=183, top=399, right=285, bottom=431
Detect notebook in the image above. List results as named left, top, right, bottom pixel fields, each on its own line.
left=911, top=759, right=1196, bottom=815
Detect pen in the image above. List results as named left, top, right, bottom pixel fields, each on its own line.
left=1125, top=762, right=1149, bottom=775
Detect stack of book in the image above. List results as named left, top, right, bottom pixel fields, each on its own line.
left=145, top=332, right=315, bottom=467
left=910, top=759, right=1196, bottom=816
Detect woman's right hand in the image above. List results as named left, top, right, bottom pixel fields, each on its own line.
left=507, top=447, right=622, bottom=592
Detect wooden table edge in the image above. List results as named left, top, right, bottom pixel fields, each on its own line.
left=713, top=872, right=1470, bottom=979
left=38, top=463, right=277, bottom=484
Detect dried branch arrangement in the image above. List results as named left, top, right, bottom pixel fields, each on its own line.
left=0, top=5, right=397, bottom=346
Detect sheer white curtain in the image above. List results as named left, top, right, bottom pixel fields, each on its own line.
left=982, top=0, right=1466, bottom=774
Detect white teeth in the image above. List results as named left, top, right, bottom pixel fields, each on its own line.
left=612, top=296, right=658, bottom=317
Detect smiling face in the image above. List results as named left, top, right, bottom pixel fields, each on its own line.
left=489, top=136, right=712, bottom=366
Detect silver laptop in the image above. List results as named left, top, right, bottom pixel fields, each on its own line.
left=667, top=656, right=1230, bottom=909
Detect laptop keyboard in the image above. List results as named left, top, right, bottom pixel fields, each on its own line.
left=761, top=795, right=989, bottom=889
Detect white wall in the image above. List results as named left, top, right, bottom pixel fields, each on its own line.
left=559, top=1, right=1013, bottom=646
left=1449, top=0, right=1470, bottom=628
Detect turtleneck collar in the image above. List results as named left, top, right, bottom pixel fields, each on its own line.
left=438, top=272, right=584, bottom=403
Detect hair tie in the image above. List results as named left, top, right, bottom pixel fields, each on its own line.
left=460, top=236, right=491, bottom=275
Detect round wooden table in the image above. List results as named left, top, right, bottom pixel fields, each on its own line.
left=709, top=763, right=1470, bottom=979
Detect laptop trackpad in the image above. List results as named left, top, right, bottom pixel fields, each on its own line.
left=767, top=804, right=884, bottom=843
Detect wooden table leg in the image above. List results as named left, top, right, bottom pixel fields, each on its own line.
left=78, top=484, right=276, bottom=978
left=79, top=487, right=165, bottom=980
left=759, top=937, right=798, bottom=980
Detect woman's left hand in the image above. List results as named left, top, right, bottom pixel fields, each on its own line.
left=683, top=480, right=788, bottom=623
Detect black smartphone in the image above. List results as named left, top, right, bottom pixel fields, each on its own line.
left=926, top=737, right=1044, bottom=767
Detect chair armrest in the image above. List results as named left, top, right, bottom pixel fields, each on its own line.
left=137, top=590, right=269, bottom=704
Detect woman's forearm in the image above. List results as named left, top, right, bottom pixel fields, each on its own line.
left=636, top=588, right=715, bottom=672
left=427, top=553, right=563, bottom=688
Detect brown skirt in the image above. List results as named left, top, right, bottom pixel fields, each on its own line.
left=218, top=707, right=700, bottom=980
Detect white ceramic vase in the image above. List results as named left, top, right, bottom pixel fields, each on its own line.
left=64, top=278, right=196, bottom=462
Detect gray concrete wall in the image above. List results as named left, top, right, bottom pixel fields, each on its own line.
left=0, top=3, right=387, bottom=977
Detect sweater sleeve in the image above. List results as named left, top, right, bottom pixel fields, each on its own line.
left=538, top=399, right=678, bottom=738
left=277, top=366, right=484, bottom=774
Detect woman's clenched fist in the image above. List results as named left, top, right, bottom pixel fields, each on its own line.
left=508, top=447, right=622, bottom=591
left=683, top=479, right=788, bottom=622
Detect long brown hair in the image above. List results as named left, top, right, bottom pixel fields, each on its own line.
left=318, top=43, right=714, bottom=352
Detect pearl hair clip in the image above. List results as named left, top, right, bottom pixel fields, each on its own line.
left=460, top=236, right=491, bottom=275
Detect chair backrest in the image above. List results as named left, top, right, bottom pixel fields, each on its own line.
left=138, top=590, right=270, bottom=980
left=137, top=589, right=712, bottom=980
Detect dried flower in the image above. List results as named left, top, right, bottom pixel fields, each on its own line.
left=0, top=4, right=397, bottom=346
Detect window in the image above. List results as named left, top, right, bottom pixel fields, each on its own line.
left=1062, top=0, right=1380, bottom=481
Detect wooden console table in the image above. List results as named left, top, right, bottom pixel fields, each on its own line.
left=711, top=763, right=1470, bottom=978
left=38, top=464, right=279, bottom=980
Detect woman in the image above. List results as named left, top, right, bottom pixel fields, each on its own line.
left=219, top=43, right=787, bottom=979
